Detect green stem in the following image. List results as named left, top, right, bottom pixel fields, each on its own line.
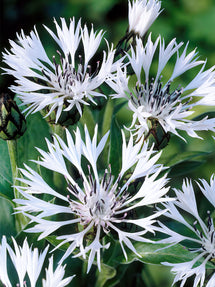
left=7, top=140, right=18, bottom=196
left=102, top=99, right=113, bottom=136
left=101, top=99, right=113, bottom=166
left=50, top=124, right=66, bottom=191
left=80, top=106, right=96, bottom=137
left=7, top=140, right=28, bottom=231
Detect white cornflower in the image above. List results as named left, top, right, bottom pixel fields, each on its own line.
left=14, top=125, right=170, bottom=273
left=128, top=0, right=162, bottom=37
left=108, top=35, right=215, bottom=142
left=2, top=18, right=117, bottom=123
left=0, top=236, right=74, bottom=287
left=157, top=175, right=215, bottom=287
left=43, top=256, right=75, bottom=287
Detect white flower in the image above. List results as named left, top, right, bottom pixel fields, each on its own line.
left=157, top=175, right=215, bottom=287
left=0, top=236, right=11, bottom=287
left=128, top=0, right=162, bottom=37
left=0, top=236, right=74, bottom=287
left=2, top=18, right=117, bottom=123
left=42, top=256, right=75, bottom=287
left=108, top=35, right=215, bottom=141
left=14, top=125, right=170, bottom=273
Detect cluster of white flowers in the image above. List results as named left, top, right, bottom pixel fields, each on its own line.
left=1, top=0, right=215, bottom=286
left=0, top=236, right=74, bottom=286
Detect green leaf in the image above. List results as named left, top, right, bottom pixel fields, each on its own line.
left=160, top=151, right=212, bottom=177
left=0, top=197, right=16, bottom=237
left=101, top=100, right=126, bottom=166
left=15, top=112, right=54, bottom=192
left=160, top=151, right=210, bottom=167
left=159, top=150, right=210, bottom=177
left=168, top=160, right=205, bottom=177
left=46, top=235, right=69, bottom=250
left=108, top=117, right=122, bottom=176
left=17, top=112, right=51, bottom=168
left=95, top=264, right=116, bottom=287
left=114, top=242, right=215, bottom=268
left=113, top=101, right=127, bottom=117
left=192, top=111, right=215, bottom=121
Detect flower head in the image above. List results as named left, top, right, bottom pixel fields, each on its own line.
left=108, top=35, right=215, bottom=142
left=14, top=125, right=170, bottom=272
left=157, top=175, right=215, bottom=287
left=42, top=256, right=75, bottom=287
left=0, top=236, right=74, bottom=287
left=0, top=93, right=26, bottom=140
left=3, top=18, right=117, bottom=123
left=128, top=0, right=162, bottom=37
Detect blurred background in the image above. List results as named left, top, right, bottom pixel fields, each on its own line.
left=1, top=0, right=215, bottom=286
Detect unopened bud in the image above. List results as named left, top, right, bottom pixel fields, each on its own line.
left=0, top=93, right=26, bottom=140
left=41, top=103, right=81, bottom=126
left=145, top=118, right=170, bottom=150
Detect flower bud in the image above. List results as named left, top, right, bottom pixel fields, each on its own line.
left=145, top=118, right=170, bottom=150
left=116, top=0, right=162, bottom=57
left=0, top=93, right=26, bottom=140
left=128, top=0, right=162, bottom=38
left=41, top=103, right=81, bottom=126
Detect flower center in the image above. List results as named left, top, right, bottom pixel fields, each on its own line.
left=42, top=52, right=100, bottom=98
left=88, top=193, right=112, bottom=223
left=131, top=77, right=184, bottom=117
left=67, top=167, right=128, bottom=228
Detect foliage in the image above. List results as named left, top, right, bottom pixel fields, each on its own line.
left=1, top=0, right=215, bottom=286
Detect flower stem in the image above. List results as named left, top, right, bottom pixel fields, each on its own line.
left=7, top=140, right=18, bottom=194
left=80, top=106, right=96, bottom=137
left=7, top=140, right=28, bottom=231
left=50, top=124, right=65, bottom=191
left=102, top=99, right=113, bottom=165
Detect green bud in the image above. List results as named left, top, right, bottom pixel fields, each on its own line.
left=41, top=103, right=81, bottom=126
left=0, top=93, right=26, bottom=140
left=145, top=118, right=170, bottom=150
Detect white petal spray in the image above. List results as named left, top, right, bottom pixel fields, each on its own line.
left=0, top=236, right=74, bottom=287
left=157, top=175, right=215, bottom=287
left=14, top=125, right=170, bottom=273
left=107, top=35, right=215, bottom=141
left=3, top=18, right=118, bottom=123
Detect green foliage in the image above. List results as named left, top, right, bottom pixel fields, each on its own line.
left=0, top=197, right=16, bottom=237
left=1, top=0, right=215, bottom=286
left=17, top=112, right=51, bottom=168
